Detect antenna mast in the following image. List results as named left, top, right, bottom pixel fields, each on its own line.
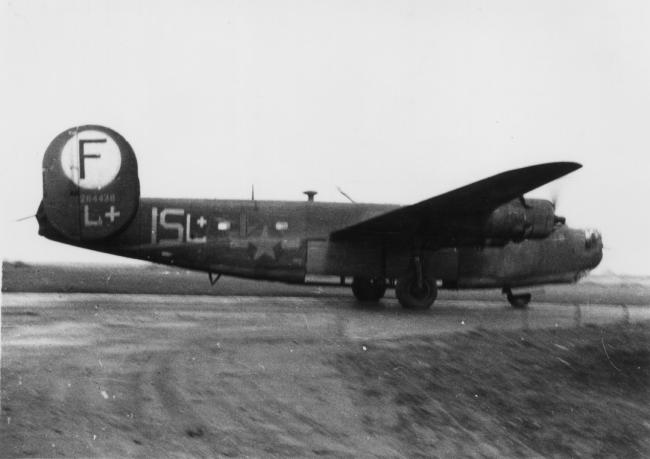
left=337, top=186, right=356, bottom=203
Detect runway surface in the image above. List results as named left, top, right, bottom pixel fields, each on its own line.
left=2, top=293, right=649, bottom=457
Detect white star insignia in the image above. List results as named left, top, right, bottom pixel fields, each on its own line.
left=252, top=226, right=278, bottom=260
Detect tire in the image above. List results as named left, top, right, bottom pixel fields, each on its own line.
left=396, top=273, right=437, bottom=310
left=351, top=277, right=386, bottom=302
left=507, top=293, right=531, bottom=309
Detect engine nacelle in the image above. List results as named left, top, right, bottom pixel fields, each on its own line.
left=483, top=198, right=556, bottom=241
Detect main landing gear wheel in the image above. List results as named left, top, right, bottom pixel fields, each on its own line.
left=396, top=273, right=437, bottom=310
left=503, top=288, right=531, bottom=309
left=351, top=277, right=387, bottom=302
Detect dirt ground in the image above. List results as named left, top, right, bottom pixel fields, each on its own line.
left=1, top=264, right=649, bottom=457
left=336, top=324, right=650, bottom=458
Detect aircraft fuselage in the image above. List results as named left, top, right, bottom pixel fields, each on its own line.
left=38, top=197, right=602, bottom=288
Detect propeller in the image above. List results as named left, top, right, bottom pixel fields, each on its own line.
left=549, top=188, right=566, bottom=225
left=15, top=214, right=36, bottom=222
left=550, top=189, right=561, bottom=210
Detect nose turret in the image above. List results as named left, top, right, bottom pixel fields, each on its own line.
left=582, top=228, right=603, bottom=270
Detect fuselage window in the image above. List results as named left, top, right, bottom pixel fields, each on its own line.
left=275, top=221, right=289, bottom=231
left=217, top=221, right=231, bottom=231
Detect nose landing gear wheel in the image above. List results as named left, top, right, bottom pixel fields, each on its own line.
left=503, top=288, right=531, bottom=309
left=396, top=273, right=437, bottom=310
left=351, top=277, right=387, bottom=302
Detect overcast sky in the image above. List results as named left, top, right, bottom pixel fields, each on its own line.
left=2, top=0, right=649, bottom=274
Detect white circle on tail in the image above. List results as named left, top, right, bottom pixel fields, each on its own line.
left=60, top=129, right=122, bottom=189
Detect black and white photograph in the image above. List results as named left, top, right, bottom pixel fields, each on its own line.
left=2, top=1, right=649, bottom=457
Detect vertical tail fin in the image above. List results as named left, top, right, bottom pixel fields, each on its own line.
left=41, top=125, right=140, bottom=240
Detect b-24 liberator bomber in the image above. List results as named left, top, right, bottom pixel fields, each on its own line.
left=37, top=125, right=603, bottom=309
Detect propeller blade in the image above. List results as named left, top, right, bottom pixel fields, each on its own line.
left=551, top=191, right=560, bottom=209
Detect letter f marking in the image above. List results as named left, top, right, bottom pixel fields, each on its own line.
left=78, top=138, right=106, bottom=179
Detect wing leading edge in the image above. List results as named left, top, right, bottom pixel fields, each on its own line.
left=329, top=162, right=581, bottom=242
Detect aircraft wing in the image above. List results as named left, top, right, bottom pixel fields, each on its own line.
left=329, top=162, right=581, bottom=242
